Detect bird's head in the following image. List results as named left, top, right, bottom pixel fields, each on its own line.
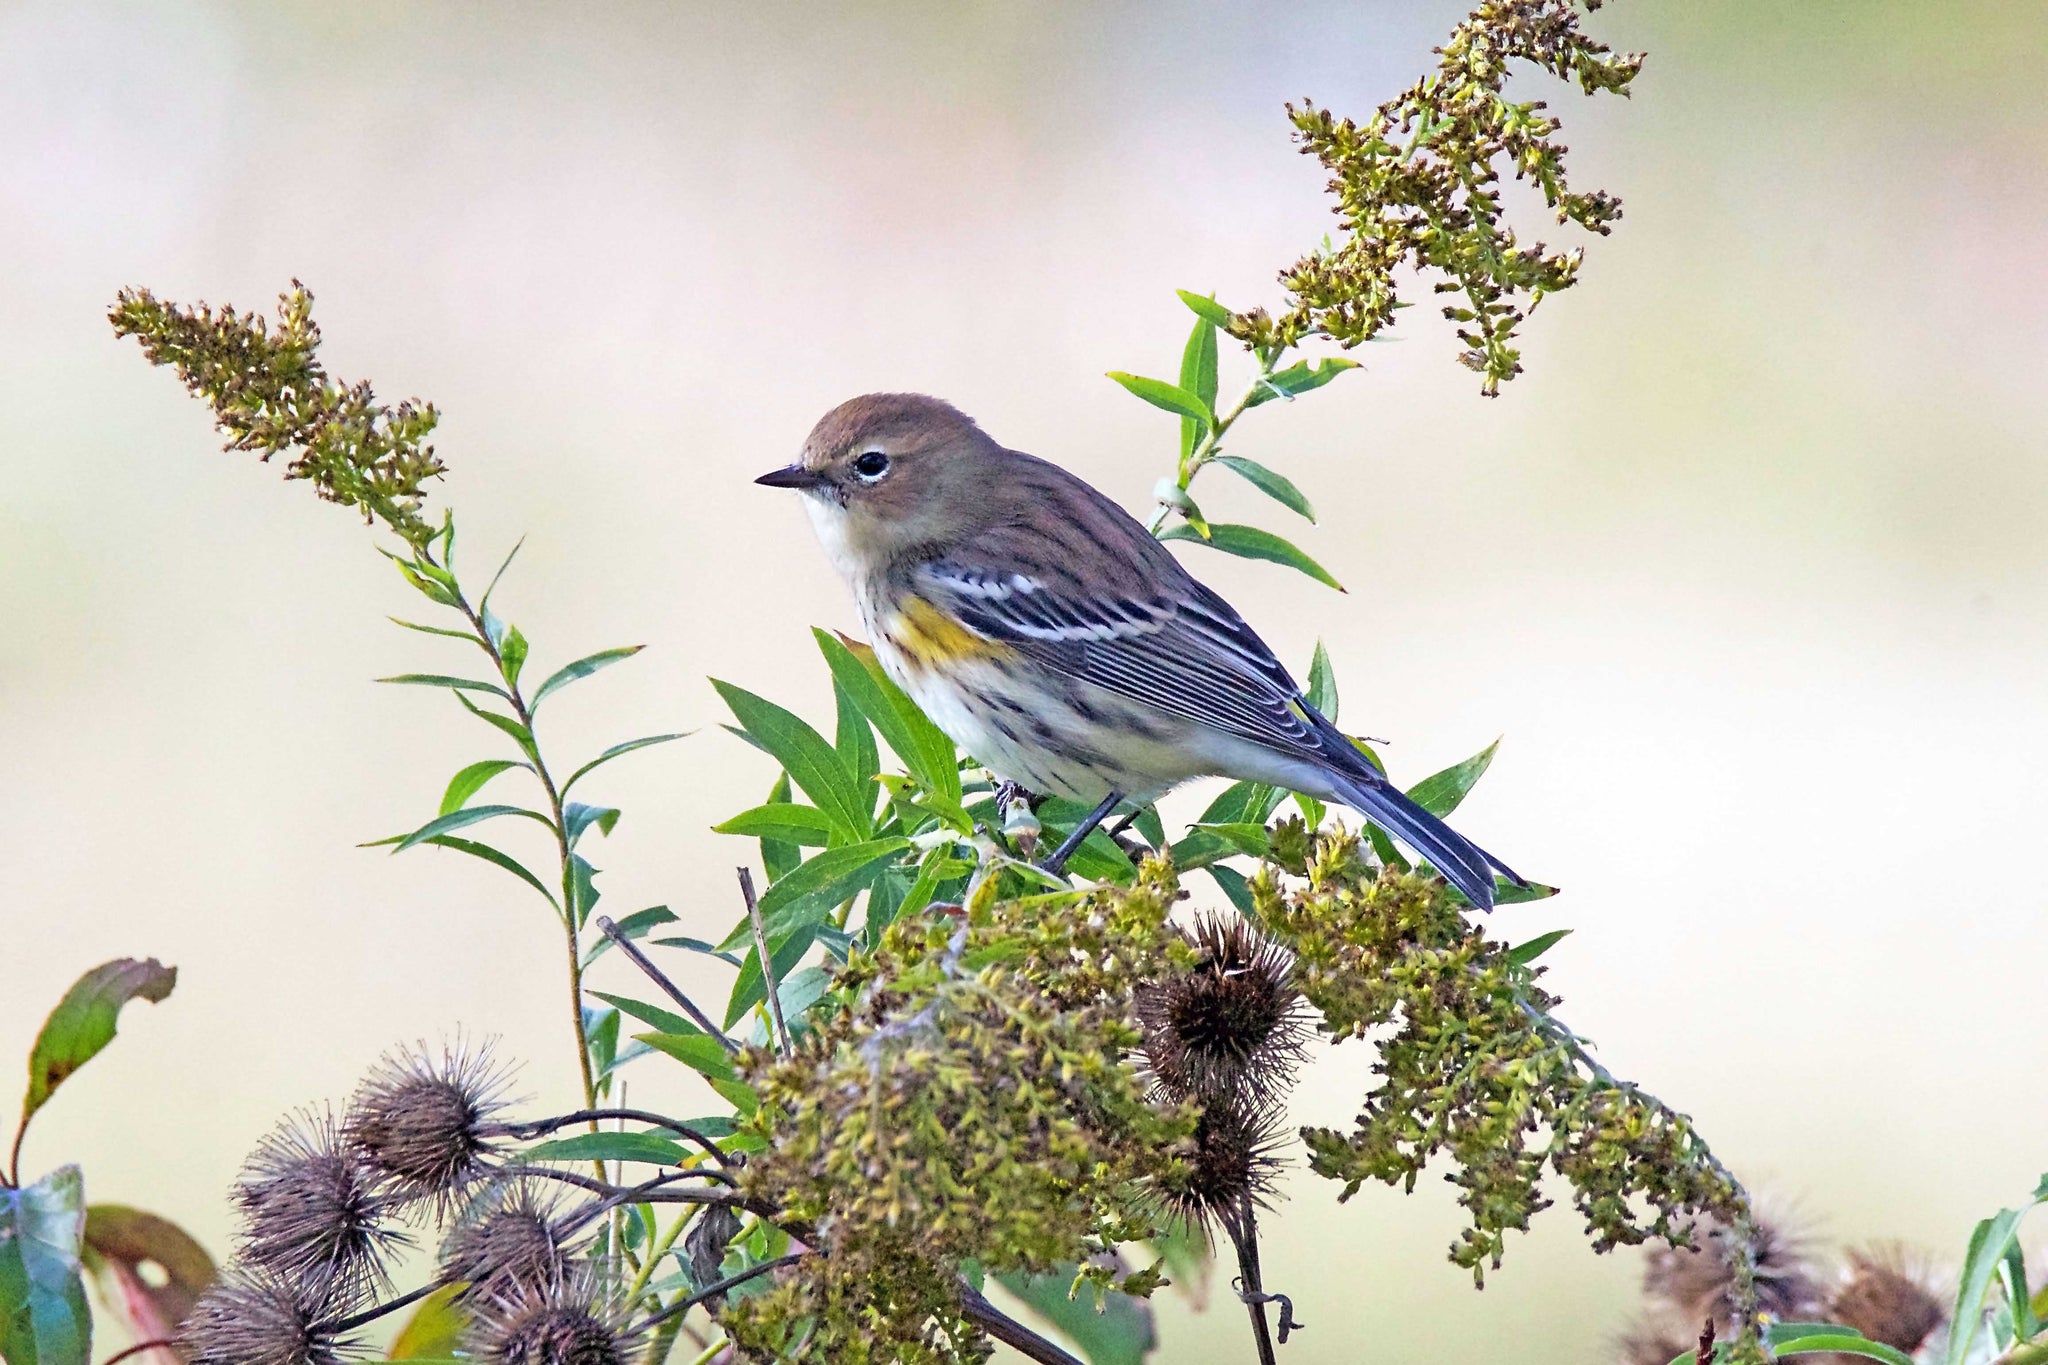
left=757, top=392, right=1000, bottom=573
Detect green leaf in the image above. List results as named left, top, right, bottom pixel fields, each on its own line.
left=387, top=616, right=477, bottom=642
left=1305, top=641, right=1338, bottom=720
left=834, top=677, right=880, bottom=812
left=581, top=909, right=677, bottom=966
left=438, top=759, right=525, bottom=816
left=1178, top=312, right=1220, bottom=461
left=453, top=691, right=536, bottom=758
left=1176, top=289, right=1234, bottom=328
left=531, top=646, right=644, bottom=710
left=1212, top=456, right=1316, bottom=522
left=724, top=925, right=822, bottom=1028
left=20, top=961, right=175, bottom=1133
left=758, top=773, right=802, bottom=883
left=411, top=836, right=557, bottom=906
left=749, top=838, right=911, bottom=940
left=1158, top=522, right=1344, bottom=591
left=0, top=1166, right=91, bottom=1365
left=1246, top=355, right=1360, bottom=407
left=639, top=1032, right=741, bottom=1084
left=498, top=623, right=529, bottom=688
left=477, top=536, right=525, bottom=614
left=523, top=1132, right=691, bottom=1166
left=712, top=679, right=871, bottom=839
left=563, top=802, right=620, bottom=846
left=1185, top=823, right=1272, bottom=859
left=1105, top=371, right=1215, bottom=429
left=714, top=804, right=838, bottom=848
left=1199, top=780, right=1279, bottom=826
left=997, top=1268, right=1155, bottom=1365
left=386, top=1284, right=468, bottom=1361
left=814, top=630, right=961, bottom=805
left=81, top=1206, right=215, bottom=1358
left=376, top=673, right=509, bottom=699
left=568, top=855, right=600, bottom=929
left=1205, top=863, right=1257, bottom=916
left=1947, top=1190, right=2048, bottom=1365
left=1766, top=1331, right=1917, bottom=1365
left=561, top=733, right=690, bottom=795
left=388, top=804, right=553, bottom=854
left=648, top=937, right=745, bottom=967
left=1406, top=738, right=1501, bottom=817
left=1507, top=929, right=1571, bottom=964
left=589, top=992, right=702, bottom=1039
left=1493, top=877, right=1559, bottom=905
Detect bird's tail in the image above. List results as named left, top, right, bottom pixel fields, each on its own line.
left=1322, top=768, right=1520, bottom=912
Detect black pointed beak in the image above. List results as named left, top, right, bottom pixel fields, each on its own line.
left=755, top=463, right=823, bottom=490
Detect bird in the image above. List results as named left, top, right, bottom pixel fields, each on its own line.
left=756, top=392, right=1520, bottom=910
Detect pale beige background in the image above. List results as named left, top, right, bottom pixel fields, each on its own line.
left=4, top=2, right=2046, bottom=1362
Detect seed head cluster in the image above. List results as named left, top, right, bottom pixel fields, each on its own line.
left=345, top=1038, right=511, bottom=1215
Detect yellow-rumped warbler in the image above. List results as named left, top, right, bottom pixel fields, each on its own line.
left=757, top=392, right=1519, bottom=909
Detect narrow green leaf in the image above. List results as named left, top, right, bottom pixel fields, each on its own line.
left=531, top=646, right=644, bottom=710
left=414, top=836, right=558, bottom=906
left=478, top=536, right=525, bottom=614
left=647, top=937, right=745, bottom=967
left=523, top=1132, right=689, bottom=1166
left=1245, top=355, right=1361, bottom=407
left=1406, top=738, right=1501, bottom=817
left=1507, top=929, right=1571, bottom=964
left=1770, top=1333, right=1916, bottom=1364
left=390, top=804, right=553, bottom=854
left=713, top=804, right=838, bottom=847
left=376, top=673, right=509, bottom=699
left=758, top=773, right=801, bottom=883
left=724, top=925, right=822, bottom=1028
left=1205, top=863, right=1257, bottom=916
left=834, top=676, right=880, bottom=812
left=439, top=760, right=525, bottom=817
left=712, top=679, right=870, bottom=839
left=1176, top=289, right=1234, bottom=327
left=387, top=616, right=479, bottom=642
left=1158, top=522, right=1344, bottom=591
left=1493, top=877, right=1558, bottom=905
left=568, top=854, right=600, bottom=929
left=1948, top=1197, right=2045, bottom=1365
left=1212, top=456, right=1316, bottom=522
left=1106, top=371, right=1215, bottom=428
left=814, top=630, right=961, bottom=804
left=0, top=1167, right=91, bottom=1365
left=453, top=691, right=536, bottom=758
left=1305, top=641, right=1339, bottom=721
left=562, top=733, right=689, bottom=795
left=639, top=1032, right=740, bottom=1084
left=386, top=1284, right=468, bottom=1361
left=1178, top=312, right=1220, bottom=460
left=590, top=992, right=701, bottom=1039
left=1186, top=823, right=1272, bottom=859
left=20, top=961, right=176, bottom=1130
left=720, top=838, right=912, bottom=949
left=499, top=624, right=529, bottom=688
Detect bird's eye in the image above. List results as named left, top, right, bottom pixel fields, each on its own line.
left=852, top=450, right=891, bottom=481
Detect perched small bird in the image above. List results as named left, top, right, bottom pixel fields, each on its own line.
left=757, top=393, right=1519, bottom=909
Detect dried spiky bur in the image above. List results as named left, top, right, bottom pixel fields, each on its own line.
left=1158, top=1100, right=1288, bottom=1234
left=234, top=1109, right=408, bottom=1300
left=1137, top=914, right=1311, bottom=1108
left=1613, top=1318, right=1694, bottom=1365
left=1644, top=1211, right=1820, bottom=1330
left=1827, top=1244, right=1948, bottom=1354
left=181, top=1267, right=359, bottom=1365
left=441, top=1180, right=580, bottom=1300
left=344, top=1038, right=511, bottom=1213
left=467, top=1269, right=639, bottom=1365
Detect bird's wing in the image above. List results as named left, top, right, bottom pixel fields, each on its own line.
left=917, top=558, right=1340, bottom=765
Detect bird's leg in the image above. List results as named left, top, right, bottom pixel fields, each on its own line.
left=1105, top=809, right=1142, bottom=840
left=1039, top=791, right=1122, bottom=876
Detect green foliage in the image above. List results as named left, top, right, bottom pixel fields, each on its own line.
left=108, top=282, right=446, bottom=546
left=1232, top=0, right=1640, bottom=394
left=16, top=959, right=175, bottom=1150
left=0, top=1168, right=90, bottom=1365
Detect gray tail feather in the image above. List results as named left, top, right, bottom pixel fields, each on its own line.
left=1325, top=771, right=1517, bottom=912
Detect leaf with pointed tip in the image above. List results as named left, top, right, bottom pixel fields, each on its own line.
left=717, top=838, right=911, bottom=950
left=478, top=536, right=525, bottom=613
left=562, top=733, right=689, bottom=795
left=815, top=630, right=961, bottom=804
left=714, top=804, right=838, bottom=847
left=1305, top=641, right=1338, bottom=720
left=713, top=680, right=870, bottom=839
left=1159, top=522, right=1343, bottom=591
left=21, top=961, right=176, bottom=1131
left=524, top=1132, right=691, bottom=1166
left=724, top=925, right=822, bottom=1029
left=1407, top=739, right=1501, bottom=817
left=453, top=691, right=536, bottom=759
left=439, top=760, right=526, bottom=817
left=498, top=624, right=529, bottom=688
left=405, top=836, right=557, bottom=906
left=1507, top=929, right=1571, bottom=964
left=1178, top=313, right=1220, bottom=460
left=1106, top=372, right=1215, bottom=429
left=998, top=1267, right=1155, bottom=1365
left=563, top=802, right=620, bottom=846
left=1213, top=456, right=1315, bottom=522
left=387, top=617, right=479, bottom=642
left=1176, top=289, right=1234, bottom=327
left=387, top=804, right=553, bottom=854
left=377, top=673, right=509, bottom=699
left=582, top=909, right=678, bottom=966
left=590, top=992, right=702, bottom=1038
left=531, top=646, right=644, bottom=710
left=1245, top=355, right=1360, bottom=407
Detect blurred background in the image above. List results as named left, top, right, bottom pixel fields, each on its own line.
left=4, top=1, right=2046, bottom=1360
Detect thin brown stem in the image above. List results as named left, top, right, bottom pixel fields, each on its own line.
left=1227, top=1210, right=1280, bottom=1365
left=635, top=1253, right=807, bottom=1333
left=739, top=868, right=791, bottom=1055
left=595, top=916, right=738, bottom=1053
left=98, top=1340, right=178, bottom=1365
left=960, top=1288, right=1086, bottom=1365
left=491, top=1110, right=734, bottom=1168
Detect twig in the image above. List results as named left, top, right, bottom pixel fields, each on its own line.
left=492, top=1109, right=734, bottom=1167
left=960, top=1287, right=1086, bottom=1365
left=739, top=868, right=792, bottom=1055
left=635, top=1253, right=808, bottom=1333
left=98, top=1340, right=178, bottom=1365
left=595, top=915, right=739, bottom=1054
left=318, top=1279, right=446, bottom=1334
left=1696, top=1317, right=1717, bottom=1365
left=494, top=1164, right=747, bottom=1205
left=1226, top=1210, right=1281, bottom=1365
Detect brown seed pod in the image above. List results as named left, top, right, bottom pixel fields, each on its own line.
left=1643, top=1208, right=1822, bottom=1330
left=1136, top=914, right=1311, bottom=1107
left=1157, top=1098, right=1288, bottom=1233
left=343, top=1037, right=513, bottom=1214
left=466, top=1269, right=639, bottom=1365
left=233, top=1109, right=408, bottom=1300
left=441, top=1179, right=581, bottom=1301
left=1827, top=1243, right=1948, bottom=1354
left=180, top=1266, right=359, bottom=1365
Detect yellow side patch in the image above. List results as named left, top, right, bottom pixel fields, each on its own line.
left=888, top=597, right=1010, bottom=670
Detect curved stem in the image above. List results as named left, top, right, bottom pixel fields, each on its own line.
left=492, top=1110, right=735, bottom=1169
left=634, top=1254, right=807, bottom=1335
left=960, top=1289, right=1086, bottom=1365
left=98, top=1340, right=179, bottom=1365
left=1143, top=358, right=1278, bottom=538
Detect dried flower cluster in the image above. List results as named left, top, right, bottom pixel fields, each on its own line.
left=1617, top=1212, right=1951, bottom=1365
left=108, top=283, right=445, bottom=545
left=1232, top=0, right=1643, bottom=393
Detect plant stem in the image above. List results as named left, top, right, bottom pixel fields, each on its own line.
left=636, top=1254, right=807, bottom=1333
left=739, top=868, right=792, bottom=1055
left=595, top=916, right=738, bottom=1053
left=97, top=1340, right=179, bottom=1365
left=1227, top=1211, right=1280, bottom=1365
left=1144, top=357, right=1281, bottom=538
left=959, top=1289, right=1085, bottom=1365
